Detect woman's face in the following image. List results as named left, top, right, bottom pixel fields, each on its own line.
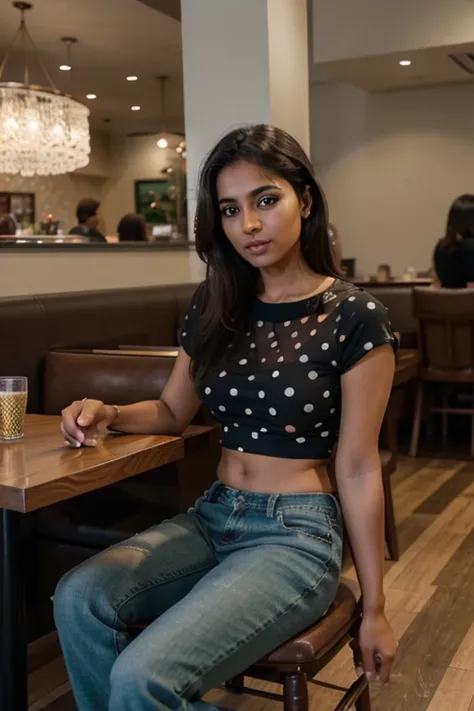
left=216, top=160, right=311, bottom=268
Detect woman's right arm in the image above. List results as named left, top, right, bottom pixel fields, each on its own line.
left=61, top=348, right=201, bottom=447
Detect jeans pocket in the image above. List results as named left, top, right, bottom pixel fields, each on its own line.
left=276, top=505, right=333, bottom=546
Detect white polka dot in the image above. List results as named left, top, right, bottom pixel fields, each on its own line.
left=230, top=388, right=238, bottom=396
left=299, top=354, right=309, bottom=363
left=251, top=432, right=259, bottom=440
left=284, top=320, right=291, bottom=327
left=321, top=343, right=329, bottom=351
left=239, top=358, right=248, bottom=365
left=248, top=375, right=255, bottom=381
left=257, top=320, right=264, bottom=327
left=224, top=426, right=229, bottom=432
left=308, top=371, right=318, bottom=380
left=296, top=437, right=306, bottom=444
left=321, top=431, right=329, bottom=438
left=294, top=342, right=302, bottom=350
left=330, top=408, right=336, bottom=415
left=367, top=302, right=376, bottom=310
left=258, top=390, right=265, bottom=399
left=245, top=408, right=252, bottom=416
left=234, top=423, right=239, bottom=427
left=261, top=357, right=266, bottom=363
left=268, top=331, right=275, bottom=339
left=218, top=405, right=226, bottom=412
left=323, top=390, right=330, bottom=399
left=261, top=428, right=268, bottom=433
left=271, top=341, right=278, bottom=349
left=339, top=335, right=346, bottom=343
left=269, top=408, right=277, bottom=416
left=238, top=447, right=244, bottom=452
left=277, top=356, right=284, bottom=363
left=185, top=314, right=188, bottom=321
left=304, top=404, right=314, bottom=413
left=315, top=423, right=322, bottom=428
left=285, top=388, right=295, bottom=397
left=291, top=331, right=299, bottom=339
left=331, top=360, right=337, bottom=367
left=364, top=342, right=374, bottom=351
left=219, top=371, right=227, bottom=378
left=182, top=332, right=187, bottom=338
left=310, top=329, right=317, bottom=336
left=204, top=387, right=211, bottom=395
left=246, top=331, right=250, bottom=337
left=333, top=329, right=338, bottom=335
left=272, top=371, right=280, bottom=378
left=193, top=305, right=197, bottom=310
left=250, top=343, right=256, bottom=349
left=336, top=315, right=342, bottom=322
left=348, top=296, right=356, bottom=302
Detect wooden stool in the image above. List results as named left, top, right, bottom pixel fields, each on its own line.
left=131, top=579, right=369, bottom=711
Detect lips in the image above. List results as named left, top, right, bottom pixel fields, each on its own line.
left=245, top=240, right=271, bottom=256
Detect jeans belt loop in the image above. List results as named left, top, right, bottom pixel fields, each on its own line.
left=266, top=494, right=279, bottom=517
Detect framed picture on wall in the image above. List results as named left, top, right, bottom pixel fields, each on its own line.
left=134, top=179, right=176, bottom=225
left=0, top=192, right=35, bottom=227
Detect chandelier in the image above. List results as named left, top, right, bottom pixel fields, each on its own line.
left=0, top=2, right=90, bottom=177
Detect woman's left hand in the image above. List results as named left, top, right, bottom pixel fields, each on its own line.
left=357, top=612, right=398, bottom=683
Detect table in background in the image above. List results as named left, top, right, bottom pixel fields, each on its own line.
left=0, top=414, right=185, bottom=711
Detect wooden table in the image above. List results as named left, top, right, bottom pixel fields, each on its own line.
left=0, top=415, right=185, bottom=711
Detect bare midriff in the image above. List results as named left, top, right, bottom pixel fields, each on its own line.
left=217, top=448, right=334, bottom=494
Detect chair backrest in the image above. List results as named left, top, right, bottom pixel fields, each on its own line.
left=413, top=287, right=474, bottom=375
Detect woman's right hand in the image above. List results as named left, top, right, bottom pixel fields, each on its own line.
left=61, top=399, right=115, bottom=448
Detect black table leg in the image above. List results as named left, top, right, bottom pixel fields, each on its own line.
left=0, top=508, right=28, bottom=711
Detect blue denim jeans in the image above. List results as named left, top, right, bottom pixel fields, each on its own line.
left=54, top=482, right=343, bottom=711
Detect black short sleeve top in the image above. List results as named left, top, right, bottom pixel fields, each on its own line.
left=180, top=279, right=397, bottom=460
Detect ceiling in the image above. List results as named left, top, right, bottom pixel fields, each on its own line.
left=0, top=0, right=184, bottom=134
left=314, top=42, right=474, bottom=93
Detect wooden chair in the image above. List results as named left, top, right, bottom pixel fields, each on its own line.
left=410, top=288, right=474, bottom=457
left=131, top=578, right=371, bottom=711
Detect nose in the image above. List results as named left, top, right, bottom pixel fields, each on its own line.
left=242, top=207, right=262, bottom=235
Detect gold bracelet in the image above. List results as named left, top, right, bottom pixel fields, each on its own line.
left=110, top=404, right=121, bottom=426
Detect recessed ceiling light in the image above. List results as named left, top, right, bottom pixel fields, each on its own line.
left=157, top=138, right=168, bottom=148
left=86, top=94, right=97, bottom=100
left=127, top=75, right=138, bottom=82
left=399, top=60, right=411, bottom=66
left=59, top=64, right=71, bottom=71
left=131, top=105, right=141, bottom=111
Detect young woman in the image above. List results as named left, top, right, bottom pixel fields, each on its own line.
left=433, top=194, right=474, bottom=288
left=56, top=124, right=398, bottom=711
left=117, top=212, right=148, bottom=242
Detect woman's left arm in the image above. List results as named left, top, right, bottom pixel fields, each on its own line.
left=335, top=344, right=398, bottom=683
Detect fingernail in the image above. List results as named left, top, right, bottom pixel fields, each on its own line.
left=85, top=439, right=97, bottom=447
left=77, top=417, right=87, bottom=426
left=366, top=672, right=373, bottom=682
left=75, top=441, right=81, bottom=448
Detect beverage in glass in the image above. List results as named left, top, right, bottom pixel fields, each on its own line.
left=0, top=377, right=28, bottom=440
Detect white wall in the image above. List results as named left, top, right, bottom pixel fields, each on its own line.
left=312, top=0, right=474, bottom=64
left=311, top=81, right=474, bottom=277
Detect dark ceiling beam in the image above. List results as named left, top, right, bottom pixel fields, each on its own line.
left=137, top=0, right=181, bottom=21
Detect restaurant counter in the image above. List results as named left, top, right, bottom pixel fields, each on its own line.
left=0, top=241, right=205, bottom=297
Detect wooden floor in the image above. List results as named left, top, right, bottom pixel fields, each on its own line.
left=29, top=455, right=474, bottom=711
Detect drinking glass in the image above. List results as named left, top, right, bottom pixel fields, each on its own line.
left=0, top=377, right=28, bottom=440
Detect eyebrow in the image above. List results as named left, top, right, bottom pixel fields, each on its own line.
left=218, top=184, right=282, bottom=205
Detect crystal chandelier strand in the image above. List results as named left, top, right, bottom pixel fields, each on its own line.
left=0, top=85, right=90, bottom=176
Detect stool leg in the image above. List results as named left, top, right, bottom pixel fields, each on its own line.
left=383, top=473, right=400, bottom=561
left=283, top=671, right=309, bottom=711
left=355, top=683, right=372, bottom=711
left=410, top=380, right=424, bottom=457
left=225, top=674, right=244, bottom=694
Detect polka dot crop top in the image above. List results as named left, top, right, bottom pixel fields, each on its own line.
left=180, top=279, right=397, bottom=460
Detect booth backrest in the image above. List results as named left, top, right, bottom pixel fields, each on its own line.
left=0, top=283, right=198, bottom=413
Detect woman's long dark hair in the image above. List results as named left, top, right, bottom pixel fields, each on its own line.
left=192, top=124, right=339, bottom=381
left=441, top=194, right=474, bottom=247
